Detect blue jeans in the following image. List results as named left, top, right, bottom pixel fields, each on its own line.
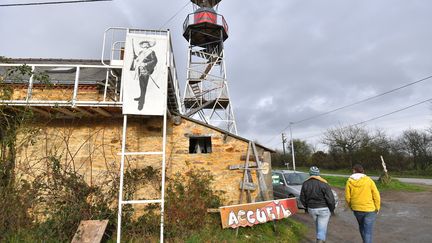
left=308, top=207, right=331, bottom=241
left=353, top=211, right=377, bottom=243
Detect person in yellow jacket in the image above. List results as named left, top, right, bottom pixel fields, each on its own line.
left=345, top=164, right=380, bottom=243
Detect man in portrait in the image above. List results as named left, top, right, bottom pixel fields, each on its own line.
left=130, top=39, right=158, bottom=110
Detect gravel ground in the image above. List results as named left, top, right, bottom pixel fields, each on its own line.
left=294, top=187, right=432, bottom=243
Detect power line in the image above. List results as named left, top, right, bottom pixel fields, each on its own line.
left=264, top=74, right=432, bottom=145
left=298, top=97, right=432, bottom=141
left=352, top=98, right=432, bottom=126
left=0, top=0, right=112, bottom=7
left=159, top=1, right=190, bottom=30
left=292, top=74, right=432, bottom=125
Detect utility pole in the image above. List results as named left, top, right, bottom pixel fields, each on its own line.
left=281, top=133, right=288, bottom=169
left=289, top=122, right=296, bottom=171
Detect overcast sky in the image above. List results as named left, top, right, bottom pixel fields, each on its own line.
left=1, top=0, right=431, bottom=150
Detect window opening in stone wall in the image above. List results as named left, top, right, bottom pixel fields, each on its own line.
left=189, top=136, right=212, bottom=154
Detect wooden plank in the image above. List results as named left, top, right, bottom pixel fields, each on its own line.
left=207, top=208, right=220, bottom=213
left=240, top=154, right=263, bottom=162
left=228, top=162, right=257, bottom=170
left=237, top=141, right=253, bottom=237
left=73, top=107, right=95, bottom=117
left=234, top=168, right=263, bottom=171
left=91, top=107, right=111, bottom=117
left=56, top=107, right=81, bottom=117
left=239, top=141, right=252, bottom=203
left=252, top=142, right=270, bottom=201
left=239, top=181, right=257, bottom=191
left=71, top=220, right=108, bottom=243
left=30, top=107, right=51, bottom=117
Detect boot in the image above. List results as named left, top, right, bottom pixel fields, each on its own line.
left=138, top=100, right=144, bottom=110
left=316, top=240, right=325, bottom=243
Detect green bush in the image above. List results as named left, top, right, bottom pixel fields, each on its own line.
left=164, top=169, right=224, bottom=239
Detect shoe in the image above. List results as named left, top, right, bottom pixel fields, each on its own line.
left=138, top=100, right=144, bottom=110
left=316, top=240, right=325, bottom=243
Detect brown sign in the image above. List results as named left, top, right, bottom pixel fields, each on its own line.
left=219, top=198, right=298, bottom=229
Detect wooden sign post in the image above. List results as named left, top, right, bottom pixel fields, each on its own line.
left=219, top=198, right=298, bottom=229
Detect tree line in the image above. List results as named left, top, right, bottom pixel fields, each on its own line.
left=272, top=125, right=432, bottom=175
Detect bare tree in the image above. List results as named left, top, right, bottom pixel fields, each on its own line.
left=398, top=129, right=432, bottom=170
left=323, top=125, right=372, bottom=167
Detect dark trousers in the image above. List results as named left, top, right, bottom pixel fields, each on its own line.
left=353, top=211, right=377, bottom=243
left=136, top=74, right=149, bottom=110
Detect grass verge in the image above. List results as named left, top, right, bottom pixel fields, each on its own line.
left=323, top=175, right=427, bottom=192
left=185, top=217, right=306, bottom=243
left=294, top=166, right=352, bottom=175
left=9, top=215, right=306, bottom=243
left=291, top=166, right=432, bottom=179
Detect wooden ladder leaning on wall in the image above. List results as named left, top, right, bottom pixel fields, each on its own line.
left=234, top=141, right=271, bottom=236
left=238, top=141, right=270, bottom=204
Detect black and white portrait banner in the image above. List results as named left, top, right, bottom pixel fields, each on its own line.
left=122, top=33, right=168, bottom=115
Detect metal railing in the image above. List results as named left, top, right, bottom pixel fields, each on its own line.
left=101, top=27, right=128, bottom=66
left=167, top=33, right=183, bottom=113
left=183, top=12, right=229, bottom=34
left=0, top=63, right=122, bottom=107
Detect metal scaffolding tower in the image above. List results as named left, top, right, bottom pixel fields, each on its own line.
left=182, top=0, right=237, bottom=134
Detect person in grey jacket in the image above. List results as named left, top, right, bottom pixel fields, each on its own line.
left=300, top=166, right=336, bottom=243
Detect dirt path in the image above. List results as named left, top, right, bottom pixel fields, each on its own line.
left=294, top=187, right=432, bottom=243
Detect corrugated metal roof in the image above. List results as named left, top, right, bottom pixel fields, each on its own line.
left=1, top=58, right=105, bottom=65
left=0, top=58, right=109, bottom=85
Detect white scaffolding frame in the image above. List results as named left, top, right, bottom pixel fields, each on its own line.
left=116, top=111, right=168, bottom=243
left=182, top=28, right=238, bottom=135
left=112, top=28, right=174, bottom=243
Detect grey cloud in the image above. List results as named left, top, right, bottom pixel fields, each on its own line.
left=1, top=0, right=431, bottom=149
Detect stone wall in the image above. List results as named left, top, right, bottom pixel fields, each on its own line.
left=16, top=116, right=273, bottom=206
left=11, top=86, right=107, bottom=101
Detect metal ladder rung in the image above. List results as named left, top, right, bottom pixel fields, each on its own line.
left=117, top=113, right=168, bottom=243
left=117, top=151, right=163, bottom=156
left=122, top=199, right=162, bottom=204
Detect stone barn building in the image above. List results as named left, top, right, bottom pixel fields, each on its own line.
left=0, top=56, right=274, bottom=207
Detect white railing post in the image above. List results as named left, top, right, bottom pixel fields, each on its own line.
left=103, top=69, right=109, bottom=102
left=116, top=115, right=128, bottom=243
left=26, top=65, right=35, bottom=101
left=72, top=66, right=80, bottom=107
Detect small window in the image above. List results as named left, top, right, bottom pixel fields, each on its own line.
left=189, top=136, right=212, bottom=154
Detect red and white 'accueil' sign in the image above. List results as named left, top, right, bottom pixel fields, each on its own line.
left=219, top=198, right=298, bottom=229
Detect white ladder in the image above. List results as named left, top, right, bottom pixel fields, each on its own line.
left=116, top=112, right=168, bottom=242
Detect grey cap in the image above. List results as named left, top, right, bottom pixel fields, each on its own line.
left=309, top=166, right=320, bottom=176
